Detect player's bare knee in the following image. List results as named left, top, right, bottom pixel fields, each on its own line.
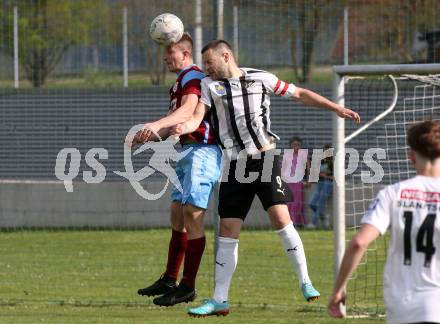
left=267, top=205, right=291, bottom=230
left=170, top=220, right=185, bottom=232
left=184, top=215, right=203, bottom=231
left=170, top=209, right=184, bottom=231
left=219, top=219, right=242, bottom=239
left=271, top=218, right=291, bottom=231
left=182, top=204, right=205, bottom=235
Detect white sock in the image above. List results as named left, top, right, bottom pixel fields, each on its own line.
left=213, top=236, right=239, bottom=303
left=276, top=222, right=311, bottom=286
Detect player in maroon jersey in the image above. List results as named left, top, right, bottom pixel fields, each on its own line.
left=134, top=33, right=221, bottom=306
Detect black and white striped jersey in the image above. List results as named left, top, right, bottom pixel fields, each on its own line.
left=200, top=68, right=296, bottom=160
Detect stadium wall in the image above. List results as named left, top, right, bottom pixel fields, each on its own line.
left=0, top=180, right=339, bottom=229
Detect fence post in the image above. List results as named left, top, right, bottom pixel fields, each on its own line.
left=233, top=5, right=239, bottom=60
left=217, top=0, right=224, bottom=39
left=14, top=5, right=19, bottom=89
left=123, top=6, right=128, bottom=88
left=344, top=7, right=349, bottom=66
left=194, top=0, right=202, bottom=67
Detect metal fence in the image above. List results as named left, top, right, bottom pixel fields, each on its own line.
left=1, top=0, right=439, bottom=88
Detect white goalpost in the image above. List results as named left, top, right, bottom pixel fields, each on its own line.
left=332, top=64, right=440, bottom=315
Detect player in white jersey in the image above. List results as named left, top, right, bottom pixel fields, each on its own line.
left=328, top=120, right=440, bottom=324
left=142, top=39, right=360, bottom=317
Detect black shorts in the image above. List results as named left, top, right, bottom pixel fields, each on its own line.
left=218, top=150, right=293, bottom=220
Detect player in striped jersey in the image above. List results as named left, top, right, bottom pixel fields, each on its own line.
left=132, top=33, right=222, bottom=307
left=142, top=39, right=360, bottom=317
left=328, top=120, right=440, bottom=323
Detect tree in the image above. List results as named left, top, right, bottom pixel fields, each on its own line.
left=0, top=0, right=112, bottom=87
left=368, top=0, right=440, bottom=63
left=285, top=0, right=337, bottom=83
left=333, top=0, right=440, bottom=64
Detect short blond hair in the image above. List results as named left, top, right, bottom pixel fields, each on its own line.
left=173, top=32, right=193, bottom=55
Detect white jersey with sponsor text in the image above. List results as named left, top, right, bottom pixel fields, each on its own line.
left=361, top=175, right=440, bottom=324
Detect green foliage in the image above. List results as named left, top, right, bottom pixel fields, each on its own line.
left=0, top=0, right=118, bottom=87
left=347, top=0, right=440, bottom=63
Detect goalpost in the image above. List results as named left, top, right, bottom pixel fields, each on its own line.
left=332, top=64, right=440, bottom=315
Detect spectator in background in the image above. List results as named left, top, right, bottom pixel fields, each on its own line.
left=282, top=136, right=309, bottom=226
left=308, top=144, right=333, bottom=229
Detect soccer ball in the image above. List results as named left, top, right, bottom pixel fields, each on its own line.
left=149, top=13, right=184, bottom=46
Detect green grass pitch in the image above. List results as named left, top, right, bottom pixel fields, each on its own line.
left=0, top=229, right=385, bottom=323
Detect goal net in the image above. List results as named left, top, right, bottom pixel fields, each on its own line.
left=332, top=65, right=440, bottom=316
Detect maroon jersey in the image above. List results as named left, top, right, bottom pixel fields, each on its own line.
left=169, top=65, right=216, bottom=145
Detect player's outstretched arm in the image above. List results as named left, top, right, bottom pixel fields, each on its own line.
left=292, top=87, right=361, bottom=124
left=327, top=224, right=380, bottom=318
left=169, top=101, right=208, bottom=137
left=138, top=93, right=199, bottom=142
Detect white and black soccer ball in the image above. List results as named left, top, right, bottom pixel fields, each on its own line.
left=149, top=13, right=184, bottom=46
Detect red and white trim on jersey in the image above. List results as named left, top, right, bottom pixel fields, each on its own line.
left=273, top=80, right=290, bottom=96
